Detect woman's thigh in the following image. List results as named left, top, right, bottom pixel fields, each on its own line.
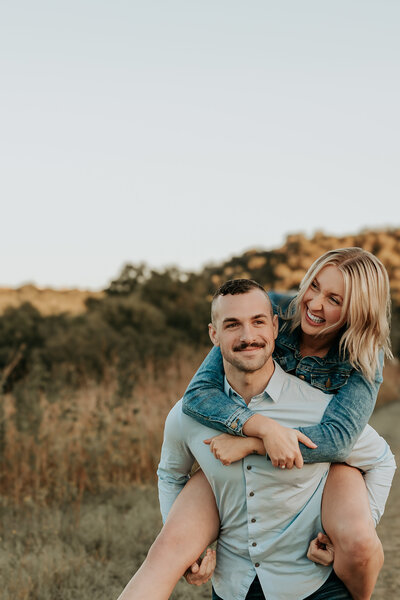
left=321, top=463, right=375, bottom=546
left=162, top=469, right=220, bottom=553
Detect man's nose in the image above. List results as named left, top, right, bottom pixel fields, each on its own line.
left=240, top=324, right=256, bottom=342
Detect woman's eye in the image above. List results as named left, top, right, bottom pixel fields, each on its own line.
left=311, top=281, right=318, bottom=289
left=330, top=297, right=340, bottom=305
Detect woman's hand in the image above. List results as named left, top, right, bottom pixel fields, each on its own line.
left=184, top=548, right=216, bottom=585
left=204, top=434, right=265, bottom=465
left=307, top=532, right=335, bottom=566
left=243, top=414, right=317, bottom=469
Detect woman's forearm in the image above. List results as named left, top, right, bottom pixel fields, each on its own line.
left=182, top=346, right=254, bottom=435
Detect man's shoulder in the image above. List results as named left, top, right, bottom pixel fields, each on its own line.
left=165, top=398, right=199, bottom=431
left=163, top=399, right=191, bottom=444
left=165, top=398, right=184, bottom=423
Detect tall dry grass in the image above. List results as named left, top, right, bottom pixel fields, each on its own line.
left=0, top=348, right=208, bottom=507
left=0, top=351, right=398, bottom=508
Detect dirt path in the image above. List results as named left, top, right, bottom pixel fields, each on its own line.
left=370, top=401, right=400, bottom=598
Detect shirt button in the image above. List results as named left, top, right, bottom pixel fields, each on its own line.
left=249, top=491, right=254, bottom=497
left=251, top=518, right=256, bottom=523
left=299, top=374, right=305, bottom=380
left=252, top=542, right=257, bottom=547
left=247, top=465, right=252, bottom=470
left=255, top=562, right=260, bottom=568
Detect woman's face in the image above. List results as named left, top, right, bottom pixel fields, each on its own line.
left=300, top=265, right=345, bottom=338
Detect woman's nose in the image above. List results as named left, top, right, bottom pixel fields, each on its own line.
left=308, top=294, right=323, bottom=311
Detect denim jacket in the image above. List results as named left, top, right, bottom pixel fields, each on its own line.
left=182, top=292, right=384, bottom=463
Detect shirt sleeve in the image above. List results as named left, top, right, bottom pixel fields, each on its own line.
left=297, top=353, right=384, bottom=463
left=157, top=404, right=196, bottom=523
left=344, top=424, right=397, bottom=525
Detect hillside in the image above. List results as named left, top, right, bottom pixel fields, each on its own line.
left=204, top=228, right=400, bottom=303
left=1, top=228, right=400, bottom=315
left=0, top=284, right=104, bottom=315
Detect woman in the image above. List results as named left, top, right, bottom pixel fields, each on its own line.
left=119, top=247, right=394, bottom=600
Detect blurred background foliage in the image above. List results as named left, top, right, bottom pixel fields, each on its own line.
left=0, top=229, right=399, bottom=508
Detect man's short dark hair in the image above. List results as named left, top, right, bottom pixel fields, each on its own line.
left=211, top=279, right=272, bottom=323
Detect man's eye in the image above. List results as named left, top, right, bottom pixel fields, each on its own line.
left=254, top=320, right=265, bottom=325
left=226, top=323, right=238, bottom=328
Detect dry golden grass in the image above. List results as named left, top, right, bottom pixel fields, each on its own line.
left=0, top=348, right=207, bottom=507
left=1, top=350, right=398, bottom=510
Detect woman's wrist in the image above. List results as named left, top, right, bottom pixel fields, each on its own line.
left=242, top=414, right=275, bottom=439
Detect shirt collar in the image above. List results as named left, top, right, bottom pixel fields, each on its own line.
left=224, top=360, right=286, bottom=404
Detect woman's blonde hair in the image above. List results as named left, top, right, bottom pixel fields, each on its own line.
left=288, top=247, right=393, bottom=381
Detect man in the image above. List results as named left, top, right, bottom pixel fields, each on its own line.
left=158, top=280, right=395, bottom=599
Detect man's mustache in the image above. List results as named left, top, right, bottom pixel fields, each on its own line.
left=233, top=342, right=266, bottom=352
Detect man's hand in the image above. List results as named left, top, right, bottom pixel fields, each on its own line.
left=184, top=548, right=216, bottom=586
left=243, top=414, right=317, bottom=469
left=307, top=532, right=335, bottom=566
left=204, top=434, right=265, bottom=465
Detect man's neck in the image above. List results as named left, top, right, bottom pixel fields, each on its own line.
left=224, top=359, right=275, bottom=404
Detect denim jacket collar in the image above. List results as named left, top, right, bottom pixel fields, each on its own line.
left=276, top=319, right=352, bottom=371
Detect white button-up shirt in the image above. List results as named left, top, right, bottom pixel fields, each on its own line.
left=158, top=362, right=396, bottom=600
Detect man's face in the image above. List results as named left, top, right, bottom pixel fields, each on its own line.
left=209, top=290, right=278, bottom=373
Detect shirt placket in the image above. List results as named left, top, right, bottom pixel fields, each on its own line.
left=244, top=455, right=262, bottom=570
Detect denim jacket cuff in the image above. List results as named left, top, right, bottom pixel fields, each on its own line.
left=225, top=406, right=254, bottom=436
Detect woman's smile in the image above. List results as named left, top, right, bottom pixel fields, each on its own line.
left=301, top=265, right=345, bottom=338
left=305, top=308, right=325, bottom=325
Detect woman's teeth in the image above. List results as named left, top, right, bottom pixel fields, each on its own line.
left=307, top=309, right=324, bottom=324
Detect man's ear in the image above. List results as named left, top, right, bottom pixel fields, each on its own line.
left=208, top=322, right=219, bottom=346
left=273, top=314, right=279, bottom=340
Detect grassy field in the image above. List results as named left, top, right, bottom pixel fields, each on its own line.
left=0, top=356, right=398, bottom=599
left=1, top=400, right=399, bottom=599
left=0, top=485, right=211, bottom=600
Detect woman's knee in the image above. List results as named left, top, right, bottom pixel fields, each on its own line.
left=332, top=522, right=382, bottom=565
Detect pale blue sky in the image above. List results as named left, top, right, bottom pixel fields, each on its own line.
left=1, top=1, right=399, bottom=289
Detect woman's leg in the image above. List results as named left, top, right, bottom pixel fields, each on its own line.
left=321, top=464, right=384, bottom=600
left=117, top=469, right=220, bottom=600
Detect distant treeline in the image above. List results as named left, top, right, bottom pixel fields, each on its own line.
left=1, top=251, right=400, bottom=410
left=0, top=266, right=212, bottom=406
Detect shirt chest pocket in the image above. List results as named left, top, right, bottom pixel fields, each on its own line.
left=310, top=372, right=350, bottom=393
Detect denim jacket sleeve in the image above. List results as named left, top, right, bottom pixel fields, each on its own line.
left=182, top=345, right=254, bottom=436
left=297, top=353, right=384, bottom=463
left=182, top=347, right=384, bottom=463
